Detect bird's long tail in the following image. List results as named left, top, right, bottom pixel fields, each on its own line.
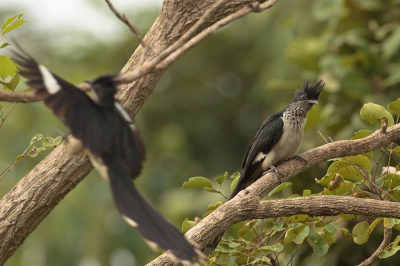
left=109, top=172, right=204, bottom=264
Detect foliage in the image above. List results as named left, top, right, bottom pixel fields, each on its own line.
left=183, top=98, right=400, bottom=265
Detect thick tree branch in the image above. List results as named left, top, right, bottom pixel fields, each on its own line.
left=0, top=1, right=270, bottom=265
left=147, top=124, right=400, bottom=265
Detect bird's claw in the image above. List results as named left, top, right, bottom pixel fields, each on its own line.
left=262, top=165, right=284, bottom=178
left=286, top=155, right=308, bottom=164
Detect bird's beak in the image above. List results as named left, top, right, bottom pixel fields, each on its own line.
left=308, top=99, right=318, bottom=105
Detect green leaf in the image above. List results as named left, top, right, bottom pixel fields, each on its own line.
left=351, top=130, right=373, bottom=140
left=353, top=221, right=369, bottom=244
left=182, top=176, right=212, bottom=189
left=389, top=98, right=400, bottom=117
left=360, top=103, right=394, bottom=127
left=215, top=172, right=228, bottom=185
left=0, top=43, right=10, bottom=49
left=325, top=223, right=338, bottom=234
left=302, top=189, right=312, bottom=196
left=379, top=235, right=400, bottom=259
left=392, top=147, right=400, bottom=157
left=285, top=214, right=308, bottom=223
left=2, top=18, right=27, bottom=35
left=203, top=201, right=223, bottom=218
left=181, top=218, right=197, bottom=234
left=203, top=187, right=219, bottom=193
left=365, top=218, right=383, bottom=237
left=306, top=231, right=329, bottom=256
left=384, top=218, right=400, bottom=229
left=0, top=55, right=12, bottom=79
left=268, top=182, right=292, bottom=196
left=382, top=27, right=400, bottom=60
left=28, top=146, right=39, bottom=157
left=327, top=160, right=365, bottom=182
left=230, top=175, right=240, bottom=193
left=53, top=135, right=63, bottom=146
left=383, top=174, right=400, bottom=188
left=344, top=155, right=372, bottom=173
left=30, top=134, right=43, bottom=145
left=259, top=243, right=284, bottom=252
left=230, top=172, right=240, bottom=179
left=340, top=214, right=357, bottom=220
left=15, top=154, right=25, bottom=162
left=285, top=224, right=309, bottom=244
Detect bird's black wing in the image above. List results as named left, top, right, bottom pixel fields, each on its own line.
left=231, top=111, right=284, bottom=198
left=14, top=52, right=112, bottom=156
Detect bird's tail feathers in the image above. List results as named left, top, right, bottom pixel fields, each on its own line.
left=109, top=172, right=205, bottom=264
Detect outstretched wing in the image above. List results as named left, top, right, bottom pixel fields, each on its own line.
left=14, top=52, right=112, bottom=156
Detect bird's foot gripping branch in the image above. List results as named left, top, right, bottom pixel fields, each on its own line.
left=181, top=98, right=400, bottom=266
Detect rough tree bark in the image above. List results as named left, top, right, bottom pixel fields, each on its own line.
left=0, top=0, right=267, bottom=265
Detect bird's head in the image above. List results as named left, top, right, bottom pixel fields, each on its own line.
left=86, top=74, right=118, bottom=107
left=291, top=79, right=325, bottom=106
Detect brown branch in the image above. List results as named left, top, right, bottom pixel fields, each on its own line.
left=104, top=0, right=148, bottom=64
left=147, top=124, right=400, bottom=265
left=0, top=82, right=91, bottom=103
left=356, top=227, right=392, bottom=266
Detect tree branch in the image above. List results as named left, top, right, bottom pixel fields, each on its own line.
left=147, top=124, right=400, bottom=265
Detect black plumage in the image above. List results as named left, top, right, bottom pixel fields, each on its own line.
left=14, top=50, right=203, bottom=264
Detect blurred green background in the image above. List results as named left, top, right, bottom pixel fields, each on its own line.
left=1, top=0, right=400, bottom=265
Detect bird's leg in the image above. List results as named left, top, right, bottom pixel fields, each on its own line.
left=262, top=165, right=284, bottom=178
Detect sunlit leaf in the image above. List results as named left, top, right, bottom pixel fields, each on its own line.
left=360, top=103, right=394, bottom=127
left=215, top=172, right=228, bottom=185
left=181, top=218, right=197, bottom=234
left=351, top=130, right=373, bottom=140
left=383, top=174, right=400, bottom=188
left=379, top=235, right=400, bottom=258
left=389, top=98, right=400, bottom=116
left=353, top=221, right=369, bottom=244
left=285, top=224, right=309, bottom=244
left=384, top=218, right=400, bottom=229
left=182, top=176, right=212, bottom=189
left=307, top=231, right=329, bottom=256
left=30, top=134, right=43, bottom=145
left=203, top=187, right=219, bottom=193
left=268, top=182, right=292, bottom=196
left=230, top=175, right=240, bottom=193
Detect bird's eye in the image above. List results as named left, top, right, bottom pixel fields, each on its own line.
left=301, top=94, right=306, bottom=99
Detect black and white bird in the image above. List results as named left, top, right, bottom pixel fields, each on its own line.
left=204, top=79, right=325, bottom=254
left=14, top=49, right=203, bottom=264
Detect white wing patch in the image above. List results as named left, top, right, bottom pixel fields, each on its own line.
left=122, top=215, right=138, bottom=227
left=252, top=152, right=266, bottom=165
left=114, top=102, right=132, bottom=123
left=38, top=64, right=61, bottom=94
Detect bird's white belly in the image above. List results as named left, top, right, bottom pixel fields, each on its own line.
left=262, top=119, right=305, bottom=169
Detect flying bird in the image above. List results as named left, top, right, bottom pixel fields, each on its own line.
left=14, top=48, right=203, bottom=264
left=204, top=79, right=325, bottom=254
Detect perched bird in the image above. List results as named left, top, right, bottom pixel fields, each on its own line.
left=204, top=79, right=325, bottom=254
left=14, top=49, right=203, bottom=264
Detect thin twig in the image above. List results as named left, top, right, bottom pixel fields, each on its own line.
left=114, top=0, right=240, bottom=84
left=104, top=0, right=148, bottom=64
left=0, top=82, right=91, bottom=103
left=356, top=227, right=392, bottom=266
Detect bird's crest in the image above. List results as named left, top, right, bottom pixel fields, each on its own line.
left=301, top=79, right=325, bottom=101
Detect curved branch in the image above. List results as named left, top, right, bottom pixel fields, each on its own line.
left=356, top=227, right=392, bottom=266
left=147, top=124, right=400, bottom=265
